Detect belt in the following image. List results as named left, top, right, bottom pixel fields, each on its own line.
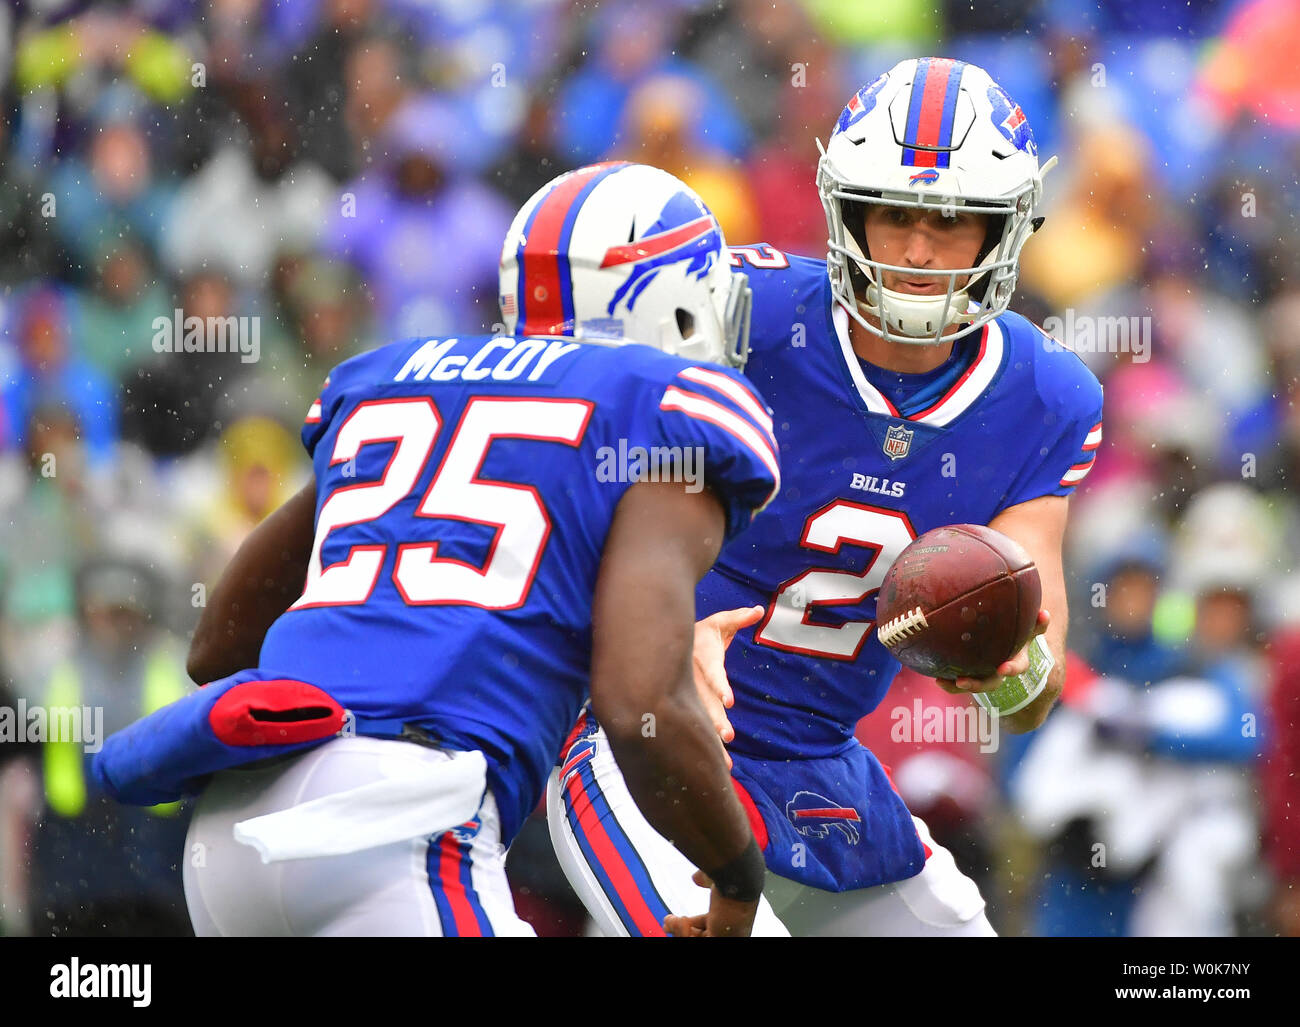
left=349, top=715, right=445, bottom=751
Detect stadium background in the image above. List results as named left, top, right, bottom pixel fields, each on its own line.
left=0, top=0, right=1296, bottom=937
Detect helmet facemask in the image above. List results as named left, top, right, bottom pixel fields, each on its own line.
left=817, top=142, right=1044, bottom=346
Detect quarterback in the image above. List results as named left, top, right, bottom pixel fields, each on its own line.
left=547, top=58, right=1104, bottom=936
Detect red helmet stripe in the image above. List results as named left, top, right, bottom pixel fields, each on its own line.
left=909, top=58, right=958, bottom=168
left=519, top=164, right=611, bottom=335
left=598, top=216, right=715, bottom=268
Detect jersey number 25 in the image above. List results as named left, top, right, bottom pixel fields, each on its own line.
left=292, top=396, right=592, bottom=611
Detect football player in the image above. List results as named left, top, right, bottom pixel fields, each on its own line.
left=547, top=58, right=1104, bottom=936
left=93, top=163, right=783, bottom=937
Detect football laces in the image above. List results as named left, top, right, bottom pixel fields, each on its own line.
left=877, top=606, right=929, bottom=648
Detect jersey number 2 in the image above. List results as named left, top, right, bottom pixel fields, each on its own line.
left=754, top=501, right=916, bottom=661
left=292, top=396, right=592, bottom=610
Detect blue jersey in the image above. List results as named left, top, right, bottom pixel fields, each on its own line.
left=695, top=248, right=1102, bottom=885
left=258, top=334, right=780, bottom=843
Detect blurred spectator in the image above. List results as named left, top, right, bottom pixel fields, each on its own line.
left=276, top=258, right=370, bottom=412
left=1262, top=628, right=1300, bottom=935
left=324, top=94, right=514, bottom=339
left=161, top=93, right=334, bottom=287
left=1170, top=483, right=1282, bottom=679
left=187, top=415, right=304, bottom=581
left=71, top=235, right=171, bottom=382
left=15, top=7, right=191, bottom=107
left=1020, top=124, right=1155, bottom=311
left=1142, top=253, right=1269, bottom=424
left=285, top=0, right=387, bottom=182
left=0, top=402, right=106, bottom=696
left=27, top=558, right=192, bottom=936
left=47, top=112, right=175, bottom=273
left=1084, top=536, right=1184, bottom=687
left=553, top=1, right=749, bottom=164
left=0, top=101, right=56, bottom=285
left=682, top=0, right=821, bottom=145
left=488, top=93, right=568, bottom=209
left=1229, top=289, right=1300, bottom=489
left=617, top=75, right=760, bottom=243
left=1012, top=645, right=1261, bottom=936
left=1, top=288, right=119, bottom=468
left=746, top=55, right=844, bottom=255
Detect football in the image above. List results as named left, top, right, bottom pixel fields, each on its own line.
left=875, top=524, right=1041, bottom=679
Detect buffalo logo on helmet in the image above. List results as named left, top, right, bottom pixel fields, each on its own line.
left=986, top=84, right=1036, bottom=157
left=785, top=791, right=862, bottom=844
left=834, top=72, right=889, bottom=135
left=599, top=190, right=720, bottom=317
left=908, top=168, right=941, bottom=186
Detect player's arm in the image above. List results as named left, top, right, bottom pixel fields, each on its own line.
left=988, top=494, right=1068, bottom=732
left=937, top=494, right=1068, bottom=732
left=186, top=478, right=317, bottom=683
left=590, top=478, right=764, bottom=937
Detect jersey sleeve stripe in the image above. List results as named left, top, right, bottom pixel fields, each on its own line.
left=1082, top=424, right=1103, bottom=450
left=660, top=386, right=781, bottom=504
left=305, top=399, right=322, bottom=424
left=676, top=366, right=776, bottom=441
left=1059, top=462, right=1095, bottom=486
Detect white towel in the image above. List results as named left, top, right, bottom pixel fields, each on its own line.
left=233, top=748, right=488, bottom=863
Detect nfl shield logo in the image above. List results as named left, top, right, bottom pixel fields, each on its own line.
left=883, top=423, right=913, bottom=461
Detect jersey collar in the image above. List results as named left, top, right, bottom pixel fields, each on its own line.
left=830, top=300, right=1005, bottom=426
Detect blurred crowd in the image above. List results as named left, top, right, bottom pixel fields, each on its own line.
left=0, top=0, right=1297, bottom=937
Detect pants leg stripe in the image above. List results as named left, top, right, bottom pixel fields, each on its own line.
left=563, top=762, right=672, bottom=937
left=426, top=833, right=494, bottom=937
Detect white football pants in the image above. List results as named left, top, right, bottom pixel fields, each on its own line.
left=547, top=725, right=995, bottom=937
left=184, top=735, right=534, bottom=936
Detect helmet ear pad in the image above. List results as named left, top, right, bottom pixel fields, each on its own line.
left=966, top=213, right=1007, bottom=304
left=840, top=198, right=873, bottom=295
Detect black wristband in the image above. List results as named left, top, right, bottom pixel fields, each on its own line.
left=704, top=837, right=765, bottom=903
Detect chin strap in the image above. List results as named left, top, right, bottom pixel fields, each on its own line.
left=861, top=278, right=973, bottom=339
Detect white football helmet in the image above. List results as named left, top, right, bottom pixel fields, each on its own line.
left=499, top=162, right=752, bottom=368
left=817, top=57, right=1057, bottom=345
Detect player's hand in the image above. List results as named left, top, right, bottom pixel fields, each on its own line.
left=935, top=609, right=1050, bottom=695
left=692, top=606, right=763, bottom=763
left=663, top=870, right=759, bottom=937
